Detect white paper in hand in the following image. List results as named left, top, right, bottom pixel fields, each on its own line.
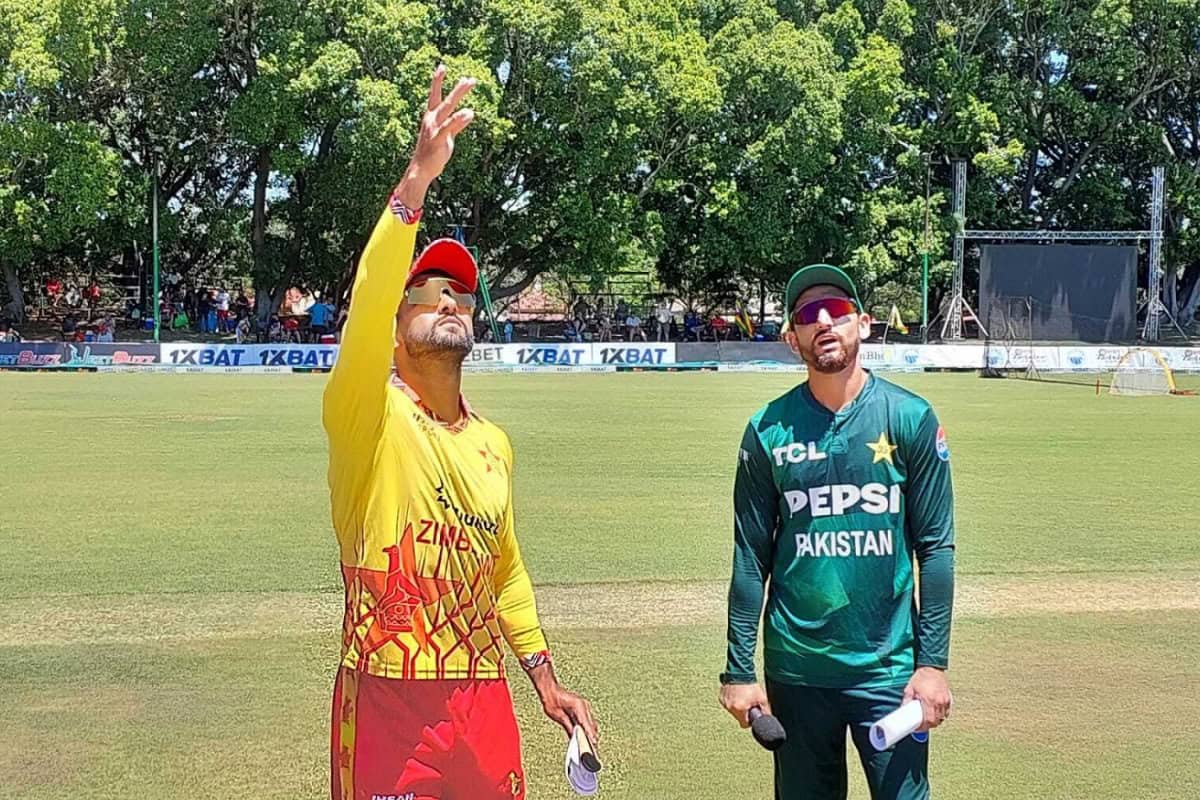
left=565, top=725, right=599, bottom=796
left=869, top=700, right=924, bottom=751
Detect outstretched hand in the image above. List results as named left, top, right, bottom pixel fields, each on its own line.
left=396, top=65, right=477, bottom=207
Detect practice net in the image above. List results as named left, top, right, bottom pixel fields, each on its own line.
left=1110, top=348, right=1176, bottom=396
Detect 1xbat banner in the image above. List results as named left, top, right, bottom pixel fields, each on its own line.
left=160, top=343, right=339, bottom=369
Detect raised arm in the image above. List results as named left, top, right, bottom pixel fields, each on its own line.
left=323, top=65, right=477, bottom=447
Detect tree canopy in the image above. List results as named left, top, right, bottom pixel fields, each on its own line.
left=3, top=0, right=1198, bottom=326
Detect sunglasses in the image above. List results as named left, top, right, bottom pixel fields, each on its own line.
left=403, top=277, right=476, bottom=310
left=790, top=296, right=859, bottom=327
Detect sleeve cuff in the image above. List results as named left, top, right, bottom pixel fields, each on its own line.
left=719, top=671, right=758, bottom=685
left=519, top=650, right=552, bottom=671
left=388, top=190, right=424, bottom=225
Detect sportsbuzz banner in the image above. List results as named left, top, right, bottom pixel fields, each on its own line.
left=0, top=342, right=68, bottom=368
left=61, top=343, right=161, bottom=368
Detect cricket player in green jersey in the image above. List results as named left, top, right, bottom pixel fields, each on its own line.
left=719, top=264, right=955, bottom=800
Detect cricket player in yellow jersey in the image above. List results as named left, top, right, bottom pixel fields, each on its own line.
left=323, top=65, right=598, bottom=800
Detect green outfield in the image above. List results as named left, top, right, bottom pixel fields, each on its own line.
left=1, top=371, right=1198, bottom=800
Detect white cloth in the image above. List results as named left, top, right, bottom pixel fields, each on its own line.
left=870, top=700, right=924, bottom=751
left=564, top=726, right=599, bottom=796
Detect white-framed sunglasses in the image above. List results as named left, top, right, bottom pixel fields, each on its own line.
left=403, top=276, right=476, bottom=310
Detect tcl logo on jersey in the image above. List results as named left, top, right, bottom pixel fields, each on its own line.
left=784, top=483, right=901, bottom=517
left=772, top=441, right=828, bottom=466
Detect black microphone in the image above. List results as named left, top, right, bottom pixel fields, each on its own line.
left=748, top=706, right=787, bottom=751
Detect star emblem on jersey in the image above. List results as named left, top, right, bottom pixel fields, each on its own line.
left=479, top=443, right=503, bottom=473
left=866, top=432, right=897, bottom=464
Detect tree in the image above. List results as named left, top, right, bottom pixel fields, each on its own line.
left=0, top=0, right=123, bottom=321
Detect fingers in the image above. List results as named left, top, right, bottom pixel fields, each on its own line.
left=548, top=707, right=574, bottom=737
left=918, top=701, right=937, bottom=732
left=719, top=685, right=769, bottom=728
left=427, top=64, right=446, bottom=112
left=573, top=698, right=600, bottom=747
left=913, top=691, right=950, bottom=732
left=435, top=77, right=477, bottom=125
left=718, top=694, right=748, bottom=727
left=439, top=108, right=476, bottom=138
left=930, top=692, right=951, bottom=729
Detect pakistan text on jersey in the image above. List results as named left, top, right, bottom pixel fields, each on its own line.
left=795, top=529, right=895, bottom=558
left=785, top=482, right=902, bottom=517
left=435, top=482, right=500, bottom=536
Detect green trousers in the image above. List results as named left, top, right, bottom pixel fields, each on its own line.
left=766, top=679, right=930, bottom=800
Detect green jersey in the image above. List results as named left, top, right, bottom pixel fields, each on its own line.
left=724, top=373, right=955, bottom=688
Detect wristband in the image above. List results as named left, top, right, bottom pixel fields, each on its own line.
left=520, top=650, right=552, bottom=671
left=389, top=190, right=424, bottom=225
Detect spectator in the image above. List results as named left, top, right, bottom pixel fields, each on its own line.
left=0, top=318, right=21, bottom=342
left=597, top=313, right=612, bottom=342
left=709, top=314, right=729, bottom=341
left=309, top=298, right=335, bottom=341
left=655, top=300, right=671, bottom=342
left=684, top=310, right=702, bottom=341
left=626, top=312, right=646, bottom=342
left=86, top=280, right=102, bottom=311
left=215, top=287, right=231, bottom=332
left=195, top=289, right=210, bottom=333
left=95, top=315, right=115, bottom=343
left=570, top=310, right=587, bottom=343
left=336, top=305, right=349, bottom=338
left=502, top=316, right=513, bottom=343
left=65, top=283, right=82, bottom=308
left=46, top=277, right=63, bottom=307
left=234, top=288, right=252, bottom=318
left=61, top=314, right=78, bottom=341
left=235, top=313, right=253, bottom=344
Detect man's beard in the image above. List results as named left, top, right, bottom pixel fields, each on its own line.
left=800, top=334, right=859, bottom=374
left=403, top=321, right=473, bottom=363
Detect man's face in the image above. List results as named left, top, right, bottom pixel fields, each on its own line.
left=395, top=276, right=475, bottom=362
left=784, top=285, right=870, bottom=374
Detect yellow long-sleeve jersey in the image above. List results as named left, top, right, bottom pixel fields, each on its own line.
left=322, top=200, right=548, bottom=681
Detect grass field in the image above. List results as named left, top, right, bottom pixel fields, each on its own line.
left=2, top=370, right=1199, bottom=799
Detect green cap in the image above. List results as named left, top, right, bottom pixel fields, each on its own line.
left=784, top=263, right=862, bottom=313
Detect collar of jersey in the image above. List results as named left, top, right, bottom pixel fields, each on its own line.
left=390, top=375, right=474, bottom=433
left=799, top=369, right=875, bottom=418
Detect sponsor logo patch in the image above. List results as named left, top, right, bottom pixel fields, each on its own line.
left=935, top=426, right=950, bottom=462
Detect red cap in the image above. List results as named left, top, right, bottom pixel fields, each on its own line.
left=407, top=239, right=478, bottom=293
